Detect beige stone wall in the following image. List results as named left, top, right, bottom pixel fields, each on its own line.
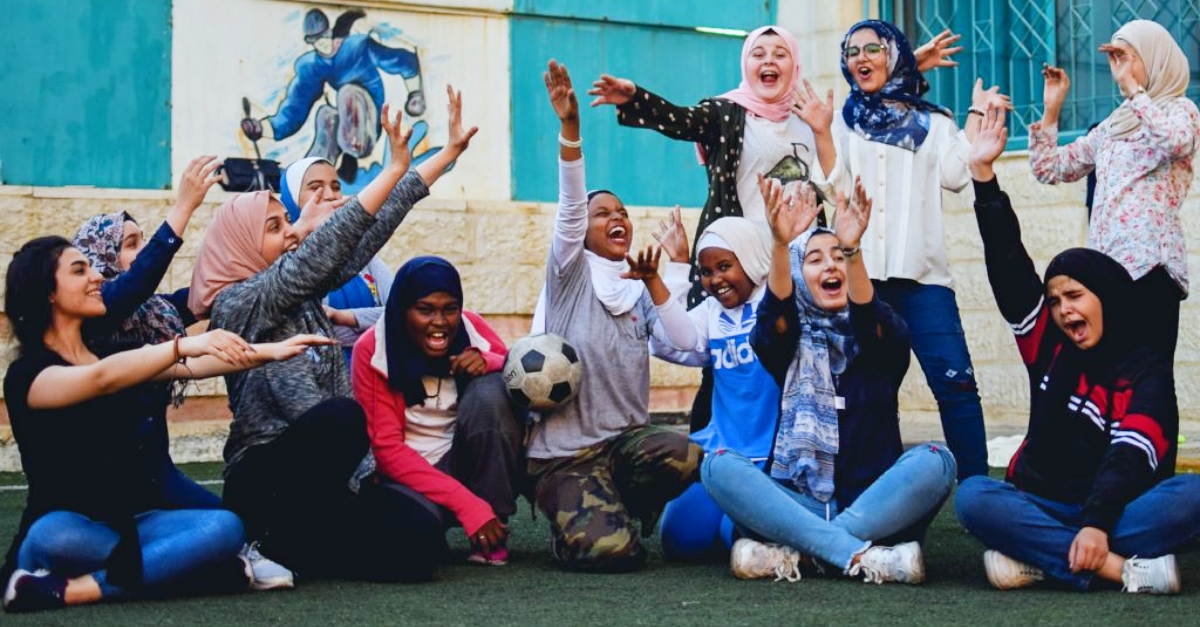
left=0, top=183, right=706, bottom=413
left=4, top=156, right=1200, bottom=434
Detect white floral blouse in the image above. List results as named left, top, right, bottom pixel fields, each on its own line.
left=1029, top=94, right=1200, bottom=294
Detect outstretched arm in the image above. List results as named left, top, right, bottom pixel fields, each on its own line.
left=832, top=178, right=874, bottom=306
left=971, top=107, right=1053, bottom=365
left=27, top=330, right=259, bottom=409
left=545, top=60, right=588, bottom=272
left=591, top=75, right=719, bottom=145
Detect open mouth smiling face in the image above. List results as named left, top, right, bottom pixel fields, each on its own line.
left=585, top=193, right=632, bottom=261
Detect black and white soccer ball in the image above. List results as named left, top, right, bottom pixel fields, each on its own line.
left=502, top=333, right=583, bottom=411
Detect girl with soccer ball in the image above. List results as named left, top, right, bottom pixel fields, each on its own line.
left=527, top=60, right=701, bottom=572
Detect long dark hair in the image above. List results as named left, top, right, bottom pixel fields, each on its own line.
left=6, top=236, right=72, bottom=354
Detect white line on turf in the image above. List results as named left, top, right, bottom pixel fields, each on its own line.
left=0, top=479, right=225, bottom=492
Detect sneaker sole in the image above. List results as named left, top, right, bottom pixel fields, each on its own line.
left=983, top=550, right=1011, bottom=590
left=899, top=543, right=925, bottom=585
left=1155, top=554, right=1181, bottom=595
left=250, top=576, right=295, bottom=591
left=3, top=569, right=27, bottom=608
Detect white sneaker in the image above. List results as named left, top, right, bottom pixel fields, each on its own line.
left=730, top=538, right=802, bottom=582
left=1121, top=555, right=1180, bottom=595
left=241, top=542, right=295, bottom=591
left=984, top=550, right=1044, bottom=590
left=849, top=541, right=925, bottom=585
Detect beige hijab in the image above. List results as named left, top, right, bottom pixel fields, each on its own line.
left=188, top=191, right=273, bottom=318
left=1104, top=19, right=1190, bottom=140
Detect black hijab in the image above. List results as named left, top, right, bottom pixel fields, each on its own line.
left=1044, top=248, right=1135, bottom=375
left=383, top=256, right=469, bottom=406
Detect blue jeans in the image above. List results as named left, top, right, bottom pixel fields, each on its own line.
left=875, top=280, right=988, bottom=480
left=17, top=509, right=245, bottom=599
left=702, top=443, right=956, bottom=571
left=660, top=480, right=736, bottom=561
left=956, top=475, right=1200, bottom=590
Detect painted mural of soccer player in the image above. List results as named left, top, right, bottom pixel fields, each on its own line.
left=240, top=9, right=437, bottom=184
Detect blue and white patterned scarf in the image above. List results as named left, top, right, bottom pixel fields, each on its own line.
left=770, top=228, right=859, bottom=502
left=840, top=20, right=951, bottom=152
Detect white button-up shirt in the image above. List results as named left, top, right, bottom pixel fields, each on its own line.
left=812, top=113, right=971, bottom=289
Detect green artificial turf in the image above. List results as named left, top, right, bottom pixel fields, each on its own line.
left=0, top=465, right=1195, bottom=626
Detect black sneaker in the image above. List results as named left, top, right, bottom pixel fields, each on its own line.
left=4, top=569, right=68, bottom=613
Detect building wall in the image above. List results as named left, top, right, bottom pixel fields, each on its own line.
left=0, top=0, right=173, bottom=189
left=2, top=2, right=1200, bottom=470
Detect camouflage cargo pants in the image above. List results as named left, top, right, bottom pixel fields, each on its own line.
left=528, top=425, right=702, bottom=572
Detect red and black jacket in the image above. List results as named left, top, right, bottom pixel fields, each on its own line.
left=973, top=177, right=1177, bottom=532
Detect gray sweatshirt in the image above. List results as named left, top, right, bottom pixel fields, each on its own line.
left=210, top=172, right=429, bottom=470
left=527, top=158, right=696, bottom=459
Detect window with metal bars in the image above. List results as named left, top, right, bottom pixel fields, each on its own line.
left=880, top=0, right=1200, bottom=148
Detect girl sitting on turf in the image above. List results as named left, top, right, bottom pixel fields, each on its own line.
left=280, top=157, right=394, bottom=370
left=703, top=177, right=956, bottom=585
left=70, top=156, right=224, bottom=511
left=352, top=256, right=523, bottom=567
left=956, top=106, right=1200, bottom=595
left=809, top=20, right=1012, bottom=482
left=1, top=235, right=331, bottom=613
left=648, top=215, right=777, bottom=561
left=71, top=158, right=295, bottom=589
left=528, top=60, right=701, bottom=572
left=189, top=88, right=476, bottom=582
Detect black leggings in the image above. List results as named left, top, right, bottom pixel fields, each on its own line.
left=223, top=398, right=447, bottom=582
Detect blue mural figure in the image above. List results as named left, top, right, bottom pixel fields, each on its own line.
left=241, top=9, right=441, bottom=186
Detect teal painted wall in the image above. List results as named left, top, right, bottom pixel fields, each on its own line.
left=0, top=0, right=172, bottom=189
left=514, top=0, right=774, bottom=30
left=511, top=1, right=776, bottom=205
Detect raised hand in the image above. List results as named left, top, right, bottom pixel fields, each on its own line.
left=621, top=245, right=663, bottom=283
left=297, top=185, right=350, bottom=235
left=254, top=334, right=337, bottom=363
left=179, top=329, right=257, bottom=368
left=968, top=105, right=1009, bottom=180
left=176, top=156, right=222, bottom=213
left=380, top=102, right=414, bottom=174
left=971, top=78, right=1013, bottom=112
left=544, top=60, right=580, bottom=122
left=444, top=84, right=479, bottom=155
left=760, top=174, right=820, bottom=245
left=651, top=205, right=689, bottom=263
left=1099, top=41, right=1144, bottom=97
left=833, top=177, right=872, bottom=248
left=914, top=29, right=963, bottom=72
left=792, top=79, right=835, bottom=135
left=587, top=74, right=636, bottom=107
left=449, top=348, right=487, bottom=378
left=1040, top=63, right=1071, bottom=125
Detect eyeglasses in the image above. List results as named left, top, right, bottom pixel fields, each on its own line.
left=843, top=43, right=885, bottom=59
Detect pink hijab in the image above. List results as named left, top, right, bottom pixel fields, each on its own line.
left=719, top=25, right=803, bottom=122
left=188, top=191, right=273, bottom=318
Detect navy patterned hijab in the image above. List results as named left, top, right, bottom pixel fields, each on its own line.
left=840, top=20, right=951, bottom=151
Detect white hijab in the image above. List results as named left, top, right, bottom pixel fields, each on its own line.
left=530, top=251, right=644, bottom=333
left=696, top=217, right=773, bottom=288
left=1104, top=20, right=1190, bottom=140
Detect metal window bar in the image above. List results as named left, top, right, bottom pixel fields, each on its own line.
left=882, top=0, right=1200, bottom=149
